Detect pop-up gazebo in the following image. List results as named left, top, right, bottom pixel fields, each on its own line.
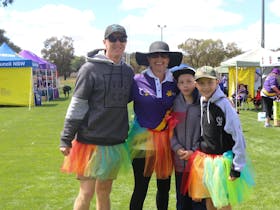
left=0, top=42, right=38, bottom=108
left=19, top=49, right=59, bottom=101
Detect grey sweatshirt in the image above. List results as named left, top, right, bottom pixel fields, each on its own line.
left=171, top=89, right=201, bottom=172
left=60, top=50, right=134, bottom=147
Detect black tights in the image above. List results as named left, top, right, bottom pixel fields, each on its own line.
left=129, top=158, right=171, bottom=210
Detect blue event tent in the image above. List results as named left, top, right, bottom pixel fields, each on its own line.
left=0, top=42, right=38, bottom=108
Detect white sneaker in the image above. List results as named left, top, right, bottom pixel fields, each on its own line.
left=264, top=124, right=272, bottom=128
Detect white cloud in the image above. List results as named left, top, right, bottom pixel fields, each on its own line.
left=121, top=0, right=245, bottom=52
left=120, top=0, right=155, bottom=10
left=121, top=0, right=280, bottom=52
left=0, top=4, right=103, bottom=56
left=270, top=0, right=280, bottom=17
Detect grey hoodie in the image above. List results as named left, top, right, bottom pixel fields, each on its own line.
left=171, top=89, right=201, bottom=172
left=60, top=50, right=134, bottom=147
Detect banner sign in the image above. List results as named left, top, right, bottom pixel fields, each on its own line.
left=0, top=60, right=33, bottom=68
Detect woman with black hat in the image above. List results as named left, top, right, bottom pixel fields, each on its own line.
left=128, top=41, right=183, bottom=210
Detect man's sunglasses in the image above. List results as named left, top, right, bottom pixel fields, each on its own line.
left=149, top=53, right=169, bottom=59
left=107, top=35, right=127, bottom=43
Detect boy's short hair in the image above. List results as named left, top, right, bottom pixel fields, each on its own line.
left=170, top=64, right=196, bottom=81
left=195, top=68, right=218, bottom=81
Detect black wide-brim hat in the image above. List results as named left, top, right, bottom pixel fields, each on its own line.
left=135, top=41, right=183, bottom=68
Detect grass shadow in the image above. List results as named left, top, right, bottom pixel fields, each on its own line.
left=40, top=103, right=59, bottom=107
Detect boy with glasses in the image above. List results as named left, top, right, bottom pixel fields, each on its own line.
left=59, top=24, right=134, bottom=210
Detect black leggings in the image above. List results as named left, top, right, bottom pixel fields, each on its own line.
left=129, top=158, right=171, bottom=210
left=262, top=96, right=273, bottom=118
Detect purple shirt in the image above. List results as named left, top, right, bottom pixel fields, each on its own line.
left=263, top=74, right=279, bottom=93
left=132, top=69, right=178, bottom=129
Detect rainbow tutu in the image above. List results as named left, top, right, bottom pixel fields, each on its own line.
left=181, top=150, right=255, bottom=208
left=127, top=119, right=176, bottom=179
left=61, top=140, right=131, bottom=180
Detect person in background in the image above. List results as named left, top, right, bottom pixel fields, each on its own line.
left=252, top=86, right=262, bottom=110
left=219, top=74, right=228, bottom=96
left=181, top=68, right=254, bottom=210
left=261, top=67, right=280, bottom=127
left=128, top=41, right=183, bottom=210
left=59, top=24, right=134, bottom=210
left=231, top=83, right=248, bottom=107
left=170, top=64, right=206, bottom=210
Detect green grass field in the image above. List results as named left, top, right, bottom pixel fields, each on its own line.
left=0, top=79, right=279, bottom=210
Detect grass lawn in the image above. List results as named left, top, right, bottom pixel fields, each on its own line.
left=0, top=78, right=279, bottom=210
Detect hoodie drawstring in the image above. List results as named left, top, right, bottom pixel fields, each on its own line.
left=207, top=100, right=211, bottom=124
left=200, top=99, right=204, bottom=136
left=200, top=98, right=211, bottom=136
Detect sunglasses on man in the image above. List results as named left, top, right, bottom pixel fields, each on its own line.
left=107, top=35, right=127, bottom=43
left=149, top=53, right=169, bottom=59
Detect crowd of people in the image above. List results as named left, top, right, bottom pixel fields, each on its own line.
left=59, top=24, right=257, bottom=210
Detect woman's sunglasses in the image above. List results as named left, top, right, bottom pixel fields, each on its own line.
left=107, top=35, right=127, bottom=43
left=149, top=53, right=169, bottom=59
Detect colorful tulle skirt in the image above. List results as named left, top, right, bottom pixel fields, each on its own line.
left=127, top=119, right=176, bottom=179
left=181, top=150, right=255, bottom=208
left=61, top=140, right=131, bottom=180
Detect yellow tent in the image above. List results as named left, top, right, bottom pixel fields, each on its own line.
left=228, top=66, right=255, bottom=99
left=0, top=43, right=37, bottom=108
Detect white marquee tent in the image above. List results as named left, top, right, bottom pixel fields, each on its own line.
left=221, top=47, right=274, bottom=67
left=220, top=48, right=274, bottom=108
left=260, top=50, right=280, bottom=67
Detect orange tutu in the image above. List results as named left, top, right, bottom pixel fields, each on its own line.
left=127, top=113, right=177, bottom=179
left=144, top=128, right=174, bottom=179
left=61, top=140, right=96, bottom=176
left=181, top=150, right=211, bottom=199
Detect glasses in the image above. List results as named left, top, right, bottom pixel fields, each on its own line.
left=149, top=53, right=169, bottom=59
left=107, top=35, right=127, bottom=43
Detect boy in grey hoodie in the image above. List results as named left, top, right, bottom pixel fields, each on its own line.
left=171, top=64, right=206, bottom=210
left=59, top=24, right=134, bottom=210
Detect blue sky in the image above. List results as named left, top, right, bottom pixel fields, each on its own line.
left=1, top=0, right=280, bottom=57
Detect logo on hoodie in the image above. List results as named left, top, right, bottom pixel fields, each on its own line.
left=216, top=116, right=223, bottom=127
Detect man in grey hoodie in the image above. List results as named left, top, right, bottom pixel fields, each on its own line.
left=59, top=24, right=134, bottom=210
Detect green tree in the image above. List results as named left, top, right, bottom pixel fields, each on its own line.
left=178, top=38, right=205, bottom=68
left=41, top=36, right=74, bottom=80
left=70, top=55, right=86, bottom=72
left=199, top=39, right=225, bottom=67
left=224, top=42, right=243, bottom=60
left=0, top=0, right=13, bottom=7
left=0, top=29, right=21, bottom=52
left=126, top=52, right=143, bottom=73
left=178, top=38, right=242, bottom=68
